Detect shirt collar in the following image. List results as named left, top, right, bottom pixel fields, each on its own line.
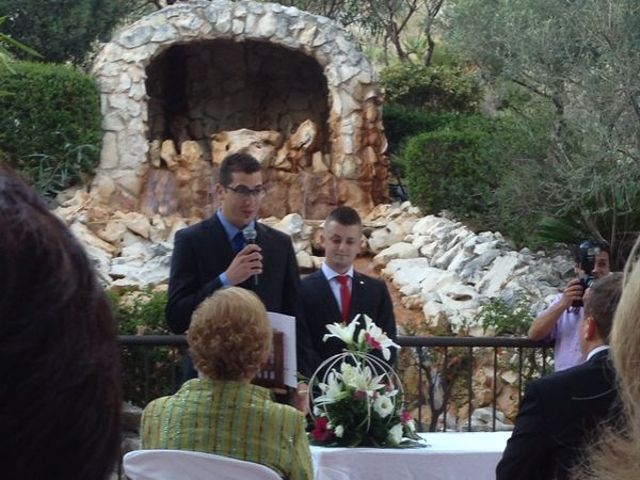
left=321, top=262, right=354, bottom=281
left=586, top=344, right=610, bottom=361
left=216, top=209, right=255, bottom=242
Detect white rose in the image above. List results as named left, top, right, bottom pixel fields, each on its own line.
left=334, top=425, right=344, bottom=438
left=373, top=395, right=394, bottom=418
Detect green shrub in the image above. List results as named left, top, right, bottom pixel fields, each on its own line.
left=108, top=288, right=180, bottom=406
left=383, top=105, right=461, bottom=155
left=475, top=297, right=534, bottom=336
left=381, top=63, right=482, bottom=113
left=400, top=115, right=503, bottom=219
left=0, top=61, right=101, bottom=197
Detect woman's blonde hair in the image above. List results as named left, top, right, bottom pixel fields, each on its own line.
left=187, top=287, right=272, bottom=381
left=572, top=238, right=640, bottom=479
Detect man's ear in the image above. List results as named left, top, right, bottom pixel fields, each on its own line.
left=584, top=316, right=598, bottom=342
left=214, top=182, right=225, bottom=199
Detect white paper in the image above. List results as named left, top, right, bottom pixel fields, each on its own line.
left=267, top=311, right=297, bottom=388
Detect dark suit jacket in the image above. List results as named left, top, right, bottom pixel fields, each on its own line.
left=166, top=215, right=316, bottom=377
left=300, top=270, right=397, bottom=375
left=496, top=349, right=619, bottom=480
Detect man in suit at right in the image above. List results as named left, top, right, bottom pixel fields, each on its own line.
left=300, top=206, right=397, bottom=375
left=496, top=272, right=623, bottom=480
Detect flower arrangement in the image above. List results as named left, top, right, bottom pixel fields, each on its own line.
left=309, top=314, right=421, bottom=448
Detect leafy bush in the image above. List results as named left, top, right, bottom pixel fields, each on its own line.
left=0, top=61, right=101, bottom=197
left=108, top=288, right=181, bottom=406
left=0, top=0, right=128, bottom=64
left=381, top=63, right=482, bottom=113
left=383, top=105, right=461, bottom=155
left=400, top=115, right=503, bottom=220
left=475, top=297, right=535, bottom=336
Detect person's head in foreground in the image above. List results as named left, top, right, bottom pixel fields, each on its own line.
left=0, top=167, right=121, bottom=480
left=188, top=286, right=272, bottom=381
left=580, top=272, right=623, bottom=356
left=571, top=238, right=640, bottom=480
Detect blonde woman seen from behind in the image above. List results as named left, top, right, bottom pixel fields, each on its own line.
left=141, top=287, right=313, bottom=480
left=572, top=239, right=640, bottom=480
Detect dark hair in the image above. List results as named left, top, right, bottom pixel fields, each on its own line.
left=325, top=206, right=362, bottom=227
left=584, top=272, right=623, bottom=342
left=573, top=239, right=611, bottom=263
left=0, top=167, right=122, bottom=480
left=218, top=153, right=262, bottom=187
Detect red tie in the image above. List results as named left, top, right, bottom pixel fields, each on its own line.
left=336, top=275, right=351, bottom=323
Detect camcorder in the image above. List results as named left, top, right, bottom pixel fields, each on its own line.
left=572, top=240, right=605, bottom=308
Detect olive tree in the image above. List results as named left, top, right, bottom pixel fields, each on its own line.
left=445, top=0, right=640, bottom=265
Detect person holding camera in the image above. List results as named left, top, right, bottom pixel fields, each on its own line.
left=528, top=240, right=611, bottom=371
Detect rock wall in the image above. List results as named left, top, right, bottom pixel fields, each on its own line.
left=91, top=0, right=389, bottom=220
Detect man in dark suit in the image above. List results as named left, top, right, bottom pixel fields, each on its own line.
left=496, top=272, right=623, bottom=480
left=166, top=152, right=316, bottom=390
left=300, top=206, right=397, bottom=374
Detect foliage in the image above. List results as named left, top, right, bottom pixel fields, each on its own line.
left=381, top=62, right=481, bottom=112
left=0, top=0, right=129, bottom=64
left=310, top=315, right=419, bottom=447
left=0, top=16, right=40, bottom=74
left=382, top=105, right=460, bottom=155
left=108, top=288, right=180, bottom=406
left=0, top=61, right=101, bottom=197
left=475, top=297, right=534, bottom=336
left=399, top=116, right=502, bottom=220
left=444, top=0, right=640, bottom=264
left=109, top=288, right=170, bottom=336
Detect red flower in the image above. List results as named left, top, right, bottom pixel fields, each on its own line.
left=365, top=332, right=382, bottom=350
left=353, top=390, right=367, bottom=401
left=312, top=416, right=334, bottom=442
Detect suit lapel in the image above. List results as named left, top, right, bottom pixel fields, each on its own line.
left=348, top=271, right=367, bottom=322
left=202, top=215, right=234, bottom=275
left=312, top=271, right=343, bottom=323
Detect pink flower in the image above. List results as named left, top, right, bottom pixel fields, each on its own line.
left=311, top=416, right=334, bottom=442
left=365, top=332, right=382, bottom=350
left=401, top=410, right=412, bottom=424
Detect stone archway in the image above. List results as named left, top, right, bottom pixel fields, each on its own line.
left=92, top=0, right=389, bottom=220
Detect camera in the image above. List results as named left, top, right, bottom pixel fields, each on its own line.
left=572, top=240, right=605, bottom=308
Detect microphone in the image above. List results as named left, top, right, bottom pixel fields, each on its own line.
left=242, top=225, right=259, bottom=287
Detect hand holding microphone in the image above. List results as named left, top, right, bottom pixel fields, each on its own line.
left=242, top=225, right=260, bottom=287
left=225, top=226, right=262, bottom=286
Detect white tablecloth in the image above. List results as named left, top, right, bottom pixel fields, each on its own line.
left=311, top=431, right=511, bottom=480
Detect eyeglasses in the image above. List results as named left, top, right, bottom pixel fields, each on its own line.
left=225, top=185, right=267, bottom=198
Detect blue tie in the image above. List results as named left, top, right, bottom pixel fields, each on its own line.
left=232, top=231, right=245, bottom=253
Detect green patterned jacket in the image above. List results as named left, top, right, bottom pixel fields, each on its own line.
left=141, top=378, right=313, bottom=480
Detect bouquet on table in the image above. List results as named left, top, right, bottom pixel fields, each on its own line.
left=309, top=314, right=422, bottom=448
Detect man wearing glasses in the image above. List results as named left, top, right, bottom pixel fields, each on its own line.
left=166, top=153, right=317, bottom=395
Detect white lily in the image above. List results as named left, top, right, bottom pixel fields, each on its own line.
left=315, top=371, right=348, bottom=405
left=340, top=362, right=385, bottom=396
left=322, top=317, right=359, bottom=347
left=361, top=314, right=400, bottom=360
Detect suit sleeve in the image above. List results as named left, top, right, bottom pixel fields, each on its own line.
left=282, top=237, right=319, bottom=379
left=377, top=281, right=398, bottom=366
left=496, top=382, right=547, bottom=480
left=165, top=229, right=223, bottom=334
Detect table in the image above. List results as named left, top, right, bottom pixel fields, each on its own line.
left=311, top=431, right=512, bottom=480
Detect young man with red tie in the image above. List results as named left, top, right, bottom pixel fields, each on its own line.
left=300, top=206, right=397, bottom=373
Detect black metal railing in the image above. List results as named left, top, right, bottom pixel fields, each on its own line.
left=119, top=335, right=552, bottom=432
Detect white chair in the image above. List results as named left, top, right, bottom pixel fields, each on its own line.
left=123, top=449, right=282, bottom=480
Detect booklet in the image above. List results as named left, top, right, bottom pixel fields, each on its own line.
left=267, top=311, right=297, bottom=388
